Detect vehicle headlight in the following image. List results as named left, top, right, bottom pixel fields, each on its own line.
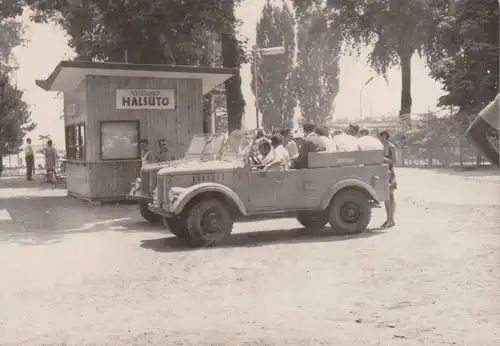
left=167, top=187, right=183, bottom=204
left=132, top=177, right=141, bottom=189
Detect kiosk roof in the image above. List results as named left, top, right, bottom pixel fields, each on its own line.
left=36, top=61, right=237, bottom=94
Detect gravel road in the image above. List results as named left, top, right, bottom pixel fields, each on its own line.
left=0, top=168, right=499, bottom=345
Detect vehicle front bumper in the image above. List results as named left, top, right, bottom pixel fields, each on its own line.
left=148, top=203, right=175, bottom=218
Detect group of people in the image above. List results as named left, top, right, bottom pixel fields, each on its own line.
left=252, top=122, right=397, bottom=228
left=24, top=138, right=59, bottom=183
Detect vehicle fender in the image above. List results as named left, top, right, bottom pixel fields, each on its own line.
left=319, top=178, right=380, bottom=210
left=171, top=182, right=248, bottom=216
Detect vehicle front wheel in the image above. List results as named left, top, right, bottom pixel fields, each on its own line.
left=163, top=216, right=189, bottom=238
left=328, top=189, right=372, bottom=235
left=296, top=211, right=328, bottom=229
left=139, top=201, right=161, bottom=223
left=186, top=199, right=233, bottom=247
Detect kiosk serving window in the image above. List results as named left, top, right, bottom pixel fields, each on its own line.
left=100, top=121, right=140, bottom=160
left=65, top=123, right=86, bottom=160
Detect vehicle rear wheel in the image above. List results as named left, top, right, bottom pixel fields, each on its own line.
left=186, top=198, right=233, bottom=247
left=139, top=201, right=161, bottom=223
left=296, top=211, right=328, bottom=229
left=328, top=189, right=372, bottom=235
left=163, top=216, right=189, bottom=238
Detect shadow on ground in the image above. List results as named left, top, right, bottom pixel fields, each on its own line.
left=140, top=227, right=386, bottom=253
left=0, top=190, right=165, bottom=245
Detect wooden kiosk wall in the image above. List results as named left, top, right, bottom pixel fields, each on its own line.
left=64, top=76, right=203, bottom=202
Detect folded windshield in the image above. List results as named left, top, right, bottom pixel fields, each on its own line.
left=221, top=130, right=257, bottom=159
left=186, top=134, right=226, bottom=156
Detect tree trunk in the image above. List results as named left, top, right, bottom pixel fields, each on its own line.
left=399, top=50, right=413, bottom=117
left=221, top=0, right=245, bottom=133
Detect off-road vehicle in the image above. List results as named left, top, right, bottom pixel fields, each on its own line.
left=149, top=129, right=390, bottom=246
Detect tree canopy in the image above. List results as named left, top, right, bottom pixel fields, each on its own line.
left=18, top=0, right=247, bottom=131
left=0, top=7, right=36, bottom=158
left=251, top=0, right=296, bottom=131
left=429, top=0, right=499, bottom=115
left=296, top=5, right=340, bottom=125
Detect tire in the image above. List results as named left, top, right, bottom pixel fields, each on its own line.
left=296, top=211, right=328, bottom=229
left=328, top=189, right=372, bottom=235
left=139, top=201, right=161, bottom=223
left=163, top=216, right=189, bottom=238
left=186, top=198, right=233, bottom=247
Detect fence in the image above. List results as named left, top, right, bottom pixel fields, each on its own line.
left=396, top=143, right=489, bottom=168
left=1, top=146, right=66, bottom=177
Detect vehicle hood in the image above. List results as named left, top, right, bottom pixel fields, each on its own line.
left=141, top=158, right=201, bottom=173
left=158, top=160, right=242, bottom=175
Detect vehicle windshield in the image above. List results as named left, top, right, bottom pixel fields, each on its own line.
left=186, top=134, right=226, bottom=156
left=221, top=129, right=257, bottom=160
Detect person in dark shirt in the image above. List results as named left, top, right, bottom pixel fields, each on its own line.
left=291, top=123, right=326, bottom=169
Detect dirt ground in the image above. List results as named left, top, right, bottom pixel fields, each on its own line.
left=0, top=167, right=499, bottom=345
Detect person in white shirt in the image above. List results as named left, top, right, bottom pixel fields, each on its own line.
left=257, top=138, right=277, bottom=170
left=24, top=138, right=34, bottom=181
left=315, top=125, right=336, bottom=152
left=280, top=128, right=299, bottom=160
left=270, top=133, right=290, bottom=169
left=357, top=128, right=384, bottom=150
left=140, top=139, right=154, bottom=166
left=332, top=124, right=360, bottom=152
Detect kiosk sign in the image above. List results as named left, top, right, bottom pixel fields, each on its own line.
left=116, top=89, right=175, bottom=110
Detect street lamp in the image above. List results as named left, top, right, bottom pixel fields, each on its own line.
left=253, top=45, right=285, bottom=129
left=359, top=77, right=375, bottom=121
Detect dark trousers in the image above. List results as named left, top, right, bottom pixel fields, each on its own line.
left=26, top=155, right=34, bottom=180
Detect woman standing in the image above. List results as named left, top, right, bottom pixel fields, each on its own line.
left=378, top=131, right=397, bottom=228
left=41, top=140, right=58, bottom=183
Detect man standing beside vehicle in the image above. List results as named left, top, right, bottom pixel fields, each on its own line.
left=24, top=138, right=34, bottom=181
left=140, top=139, right=154, bottom=166
left=378, top=130, right=397, bottom=228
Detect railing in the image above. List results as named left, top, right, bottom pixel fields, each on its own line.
left=395, top=144, right=490, bottom=168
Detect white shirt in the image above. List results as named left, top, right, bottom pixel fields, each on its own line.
left=357, top=136, right=384, bottom=150
left=274, top=144, right=290, bottom=168
left=320, top=136, right=337, bottom=152
left=284, top=140, right=298, bottom=159
left=331, top=133, right=359, bottom=152
left=24, top=144, right=33, bottom=156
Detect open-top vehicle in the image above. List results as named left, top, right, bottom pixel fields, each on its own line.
left=148, top=129, right=390, bottom=246
left=126, top=133, right=226, bottom=222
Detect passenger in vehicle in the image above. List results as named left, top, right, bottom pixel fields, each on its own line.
left=378, top=130, right=397, bottom=228
left=257, top=138, right=283, bottom=171
left=291, top=123, right=326, bottom=169
left=281, top=128, right=299, bottom=160
left=315, top=125, right=336, bottom=152
left=271, top=133, right=290, bottom=169
left=357, top=128, right=383, bottom=150
left=332, top=124, right=359, bottom=152
left=293, top=129, right=305, bottom=149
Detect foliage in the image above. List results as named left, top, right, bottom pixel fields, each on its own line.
left=293, top=0, right=438, bottom=116
left=251, top=0, right=296, bottom=131
left=429, top=0, right=499, bottom=116
left=0, top=73, right=37, bottom=155
left=20, top=0, right=247, bottom=131
left=296, top=5, right=340, bottom=125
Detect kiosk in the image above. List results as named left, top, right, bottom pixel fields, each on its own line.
left=36, top=61, right=236, bottom=202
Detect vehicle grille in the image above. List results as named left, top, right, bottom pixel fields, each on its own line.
left=141, top=170, right=149, bottom=195
left=157, top=176, right=164, bottom=204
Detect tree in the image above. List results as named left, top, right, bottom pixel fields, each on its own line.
left=429, top=0, right=499, bottom=115
left=296, top=5, right=340, bottom=125
left=0, top=73, right=37, bottom=156
left=251, top=0, right=296, bottom=131
left=23, top=0, right=247, bottom=131
left=0, top=11, right=36, bottom=167
left=293, top=0, right=437, bottom=117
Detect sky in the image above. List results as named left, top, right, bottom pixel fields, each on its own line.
left=12, top=1, right=445, bottom=147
